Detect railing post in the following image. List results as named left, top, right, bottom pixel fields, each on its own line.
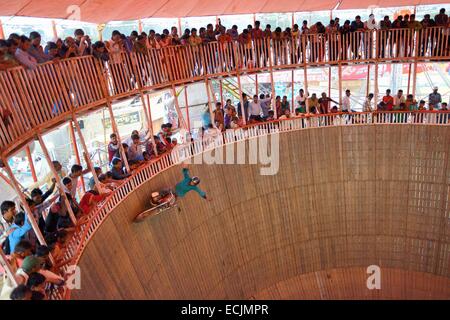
left=1, top=155, right=54, bottom=264
left=36, top=134, right=78, bottom=227
left=72, top=115, right=102, bottom=190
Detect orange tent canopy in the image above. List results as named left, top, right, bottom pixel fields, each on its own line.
left=0, top=0, right=448, bottom=23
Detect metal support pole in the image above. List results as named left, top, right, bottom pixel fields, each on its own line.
left=184, top=85, right=191, bottom=134
left=412, top=31, right=419, bottom=98
left=366, top=64, right=371, bottom=97
left=25, top=146, right=37, bottom=183
left=302, top=35, right=308, bottom=112
left=267, top=37, right=277, bottom=118
left=51, top=20, right=58, bottom=40
left=338, top=63, right=343, bottom=110
left=219, top=79, right=224, bottom=106
left=0, top=19, right=5, bottom=39
left=232, top=40, right=247, bottom=125
left=36, top=135, right=77, bottom=227
left=328, top=67, right=332, bottom=98
left=145, top=94, right=158, bottom=156
left=292, top=13, right=295, bottom=28
left=255, top=74, right=259, bottom=97
left=291, top=69, right=295, bottom=113
left=374, top=63, right=379, bottom=107
left=69, top=121, right=86, bottom=193
left=204, top=79, right=215, bottom=126
left=72, top=115, right=101, bottom=190
left=1, top=156, right=53, bottom=264
left=138, top=19, right=143, bottom=34
left=178, top=18, right=182, bottom=35
left=407, top=63, right=412, bottom=95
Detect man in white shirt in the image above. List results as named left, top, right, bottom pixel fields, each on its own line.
left=363, top=93, right=374, bottom=112
left=249, top=94, right=271, bottom=122
left=393, top=89, right=406, bottom=108
left=295, top=89, right=308, bottom=109
left=15, top=36, right=37, bottom=70
left=342, top=89, right=352, bottom=112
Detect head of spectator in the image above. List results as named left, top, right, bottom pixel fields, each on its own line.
left=265, top=24, right=271, bottom=32
left=62, top=177, right=72, bottom=192
left=29, top=31, right=42, bottom=47
left=19, top=35, right=32, bottom=52
left=21, top=255, right=43, bottom=275
left=404, top=14, right=410, bottom=22
left=70, top=164, right=83, bottom=179
left=10, top=285, right=32, bottom=300
left=30, top=188, right=45, bottom=205
left=27, top=272, right=46, bottom=299
left=74, top=28, right=85, bottom=42
left=111, top=30, right=121, bottom=42
left=368, top=93, right=374, bottom=100
left=385, top=89, right=391, bottom=96
left=1, top=200, right=17, bottom=224
left=410, top=14, right=416, bottom=22
left=441, top=102, right=448, bottom=110
left=433, top=86, right=438, bottom=94
left=330, top=106, right=339, bottom=113
left=397, top=89, right=403, bottom=98
left=418, top=100, right=426, bottom=110
left=13, top=240, right=33, bottom=259
left=191, top=28, right=198, bottom=37
left=345, top=89, right=351, bottom=97
left=112, top=158, right=123, bottom=171
left=44, top=42, right=58, bottom=57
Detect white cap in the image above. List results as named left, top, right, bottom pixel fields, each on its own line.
left=433, top=86, right=438, bottom=90
left=151, top=192, right=159, bottom=198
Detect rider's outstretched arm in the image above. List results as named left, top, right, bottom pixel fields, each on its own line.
left=193, top=186, right=207, bottom=199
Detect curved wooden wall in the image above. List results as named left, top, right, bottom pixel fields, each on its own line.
left=71, top=124, right=450, bottom=299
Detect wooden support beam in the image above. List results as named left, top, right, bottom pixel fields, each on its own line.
left=25, top=145, right=37, bottom=183
left=0, top=247, right=18, bottom=287
left=172, top=85, right=188, bottom=131
left=1, top=155, right=53, bottom=264
left=145, top=94, right=158, bottom=156
left=36, top=134, right=78, bottom=227
left=69, top=121, right=86, bottom=194
left=0, top=19, right=4, bottom=39
left=72, top=115, right=101, bottom=190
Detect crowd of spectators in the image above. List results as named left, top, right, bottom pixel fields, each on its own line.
left=0, top=9, right=449, bottom=71
left=0, top=9, right=449, bottom=300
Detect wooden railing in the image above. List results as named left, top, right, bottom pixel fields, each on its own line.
left=0, top=27, right=449, bottom=156
left=49, top=109, right=450, bottom=300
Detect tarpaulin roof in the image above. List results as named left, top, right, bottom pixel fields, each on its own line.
left=0, top=0, right=448, bottom=23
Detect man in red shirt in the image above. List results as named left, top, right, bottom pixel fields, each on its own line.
left=382, top=89, right=394, bottom=111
